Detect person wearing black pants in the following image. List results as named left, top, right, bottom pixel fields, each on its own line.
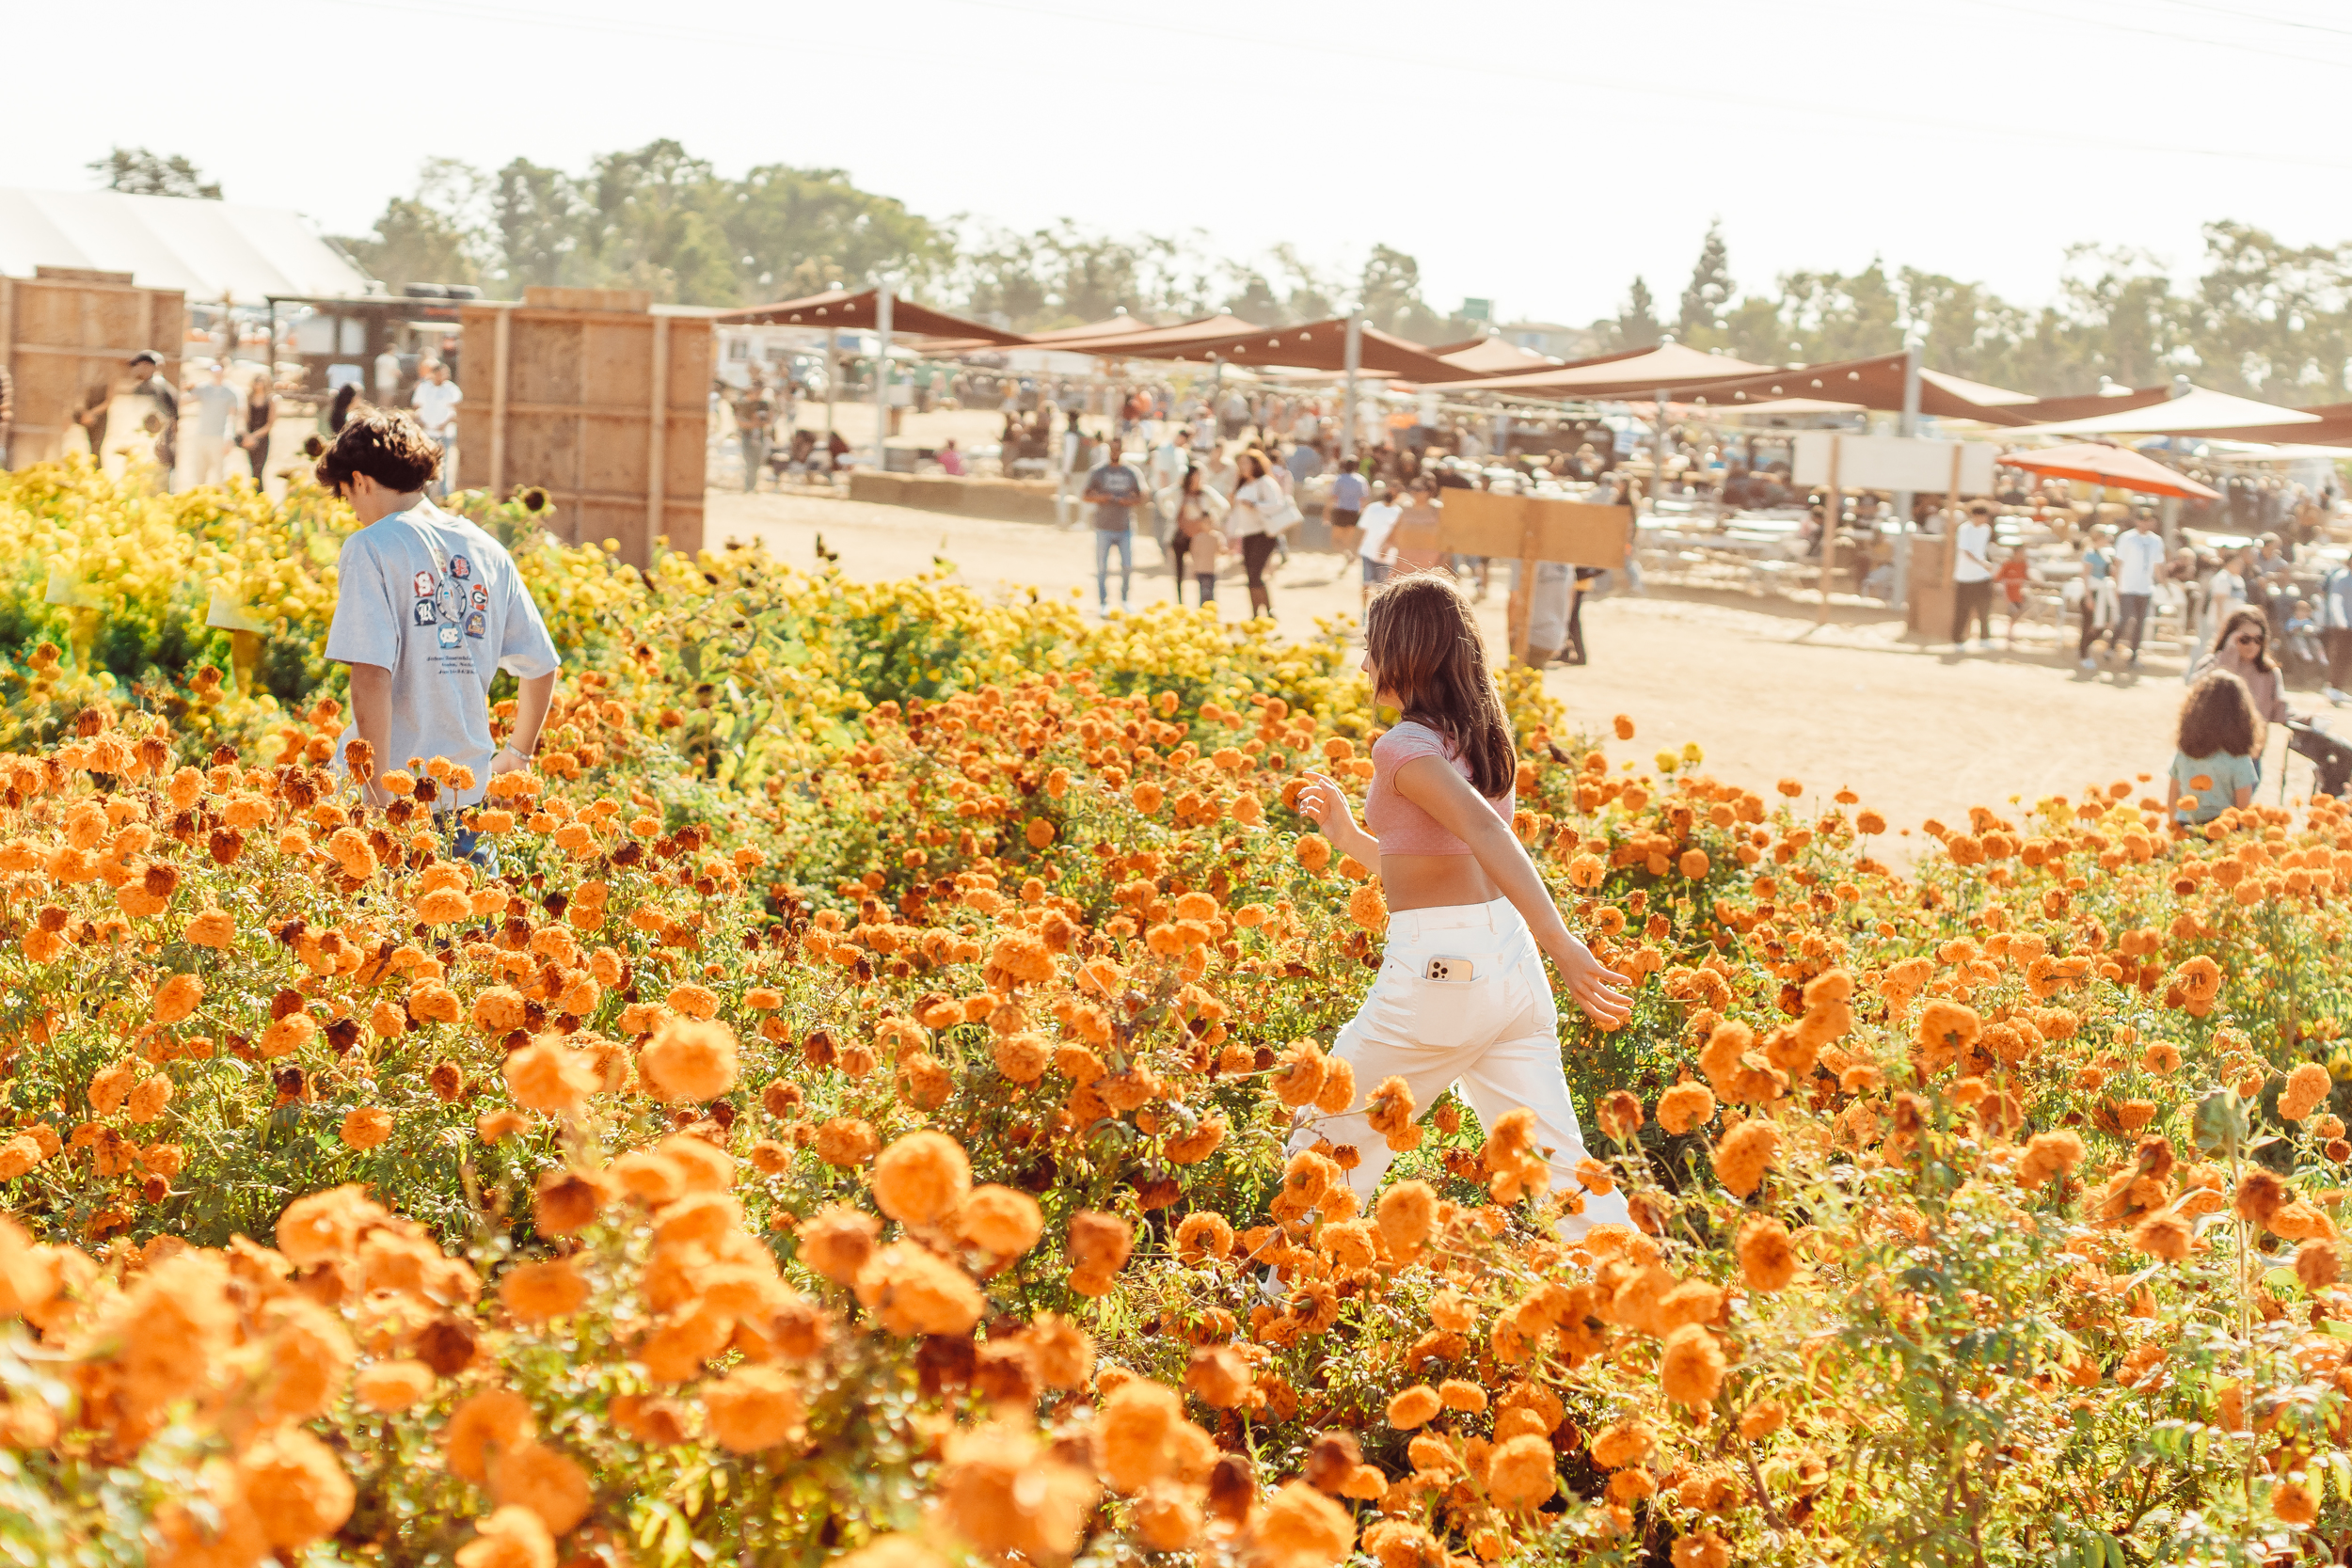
left=1952, top=579, right=1994, bottom=646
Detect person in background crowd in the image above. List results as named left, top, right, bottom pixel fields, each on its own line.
left=1201, top=441, right=1240, bottom=502
left=2285, top=598, right=2323, bottom=673
left=2074, top=525, right=2118, bottom=671
left=1518, top=561, right=1575, bottom=668
left=410, top=359, right=463, bottom=497
left=1159, top=463, right=1229, bottom=609
left=1328, top=458, right=1368, bottom=559
left=1218, top=387, right=1249, bottom=443
left=373, top=344, right=402, bottom=413
left=1356, top=481, right=1400, bottom=611
left=1148, top=426, right=1192, bottom=545
left=1285, top=436, right=1320, bottom=491
left=2199, top=547, right=2252, bottom=676
left=1995, top=544, right=2030, bottom=649
left=731, top=372, right=774, bottom=493
left=825, top=428, right=850, bottom=473
left=1565, top=565, right=1604, bottom=666
left=2323, top=555, right=2352, bottom=706
left=2191, top=607, right=2292, bottom=772
left=2167, top=670, right=2261, bottom=827
left=1390, top=478, right=1445, bottom=574
left=2109, top=509, right=2166, bottom=673
left=937, top=438, right=964, bottom=477
left=1950, top=499, right=1995, bottom=650
left=182, top=361, right=240, bottom=488
left=2253, top=531, right=2295, bottom=632
left=322, top=381, right=360, bottom=439
left=1081, top=436, right=1149, bottom=616
left=240, top=368, right=277, bottom=484
left=1227, top=451, right=1286, bottom=619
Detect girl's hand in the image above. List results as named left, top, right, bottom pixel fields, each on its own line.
left=1292, top=771, right=1358, bottom=833
left=1551, top=935, right=1633, bottom=1029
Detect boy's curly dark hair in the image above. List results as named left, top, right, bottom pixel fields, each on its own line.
left=313, top=404, right=440, bottom=495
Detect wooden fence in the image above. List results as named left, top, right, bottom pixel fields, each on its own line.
left=1, top=267, right=185, bottom=466
left=457, top=287, right=710, bottom=566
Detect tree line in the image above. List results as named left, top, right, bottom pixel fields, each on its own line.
left=94, top=144, right=2352, bottom=402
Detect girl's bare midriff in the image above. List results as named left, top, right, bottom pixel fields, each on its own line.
left=1379, top=852, right=1502, bottom=911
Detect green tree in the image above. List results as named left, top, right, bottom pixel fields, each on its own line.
left=1677, top=223, right=1734, bottom=341
left=1358, top=245, right=1454, bottom=342
left=341, top=159, right=484, bottom=291
left=486, top=159, right=583, bottom=295
left=573, top=140, right=738, bottom=305
left=1613, top=277, right=1661, bottom=350
left=724, top=165, right=945, bottom=305
left=87, top=148, right=220, bottom=200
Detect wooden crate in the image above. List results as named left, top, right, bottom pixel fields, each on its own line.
left=1, top=267, right=186, bottom=466
left=457, top=287, right=709, bottom=566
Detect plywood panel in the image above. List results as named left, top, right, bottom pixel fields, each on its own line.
left=3, top=273, right=183, bottom=464
left=457, top=298, right=710, bottom=566
left=1437, top=487, right=1631, bottom=569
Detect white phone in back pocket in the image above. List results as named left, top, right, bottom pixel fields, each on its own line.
left=1423, top=956, right=1477, bottom=982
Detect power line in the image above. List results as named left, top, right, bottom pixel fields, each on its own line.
left=294, top=0, right=2352, bottom=174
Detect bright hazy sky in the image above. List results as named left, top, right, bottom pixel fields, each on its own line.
left=15, top=0, right=2352, bottom=326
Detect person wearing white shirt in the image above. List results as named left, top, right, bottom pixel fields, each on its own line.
left=410, top=361, right=464, bottom=497
left=2111, top=511, right=2168, bottom=672
left=1950, top=501, right=1995, bottom=648
left=181, top=361, right=240, bottom=487
left=1356, top=487, right=1401, bottom=610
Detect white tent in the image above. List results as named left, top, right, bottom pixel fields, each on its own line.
left=2006, top=385, right=2317, bottom=437
left=0, top=188, right=374, bottom=302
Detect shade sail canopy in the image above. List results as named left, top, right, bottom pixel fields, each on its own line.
left=0, top=187, right=374, bottom=302
left=1027, top=314, right=1482, bottom=381
left=1432, top=341, right=1776, bottom=396
left=1014, top=313, right=1256, bottom=347
left=1436, top=337, right=1562, bottom=374
left=2006, top=385, right=2321, bottom=438
left=716, top=287, right=1031, bottom=345
left=1979, top=385, right=2174, bottom=426
left=1667, top=351, right=2040, bottom=424
left=1998, top=442, right=2219, bottom=500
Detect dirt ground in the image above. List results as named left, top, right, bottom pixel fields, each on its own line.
left=702, top=488, right=2322, bottom=856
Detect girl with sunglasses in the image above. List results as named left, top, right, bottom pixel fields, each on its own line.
left=2189, top=607, right=2295, bottom=781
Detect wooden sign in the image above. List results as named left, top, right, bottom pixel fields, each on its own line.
left=1436, top=488, right=1632, bottom=569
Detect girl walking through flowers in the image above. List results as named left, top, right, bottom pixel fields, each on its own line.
left=1291, top=572, right=1632, bottom=1236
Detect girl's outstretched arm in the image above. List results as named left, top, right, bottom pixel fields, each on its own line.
left=1293, top=770, right=1379, bottom=865
left=1392, top=754, right=1633, bottom=1028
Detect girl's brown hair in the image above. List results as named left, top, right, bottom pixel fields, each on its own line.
left=2208, top=605, right=2277, bottom=671
left=2178, top=669, right=2260, bottom=759
left=1363, top=572, right=1514, bottom=798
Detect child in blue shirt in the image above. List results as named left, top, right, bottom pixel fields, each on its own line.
left=2167, top=670, right=2261, bottom=826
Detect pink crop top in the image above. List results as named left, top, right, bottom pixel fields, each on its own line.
left=1363, top=721, right=1514, bottom=856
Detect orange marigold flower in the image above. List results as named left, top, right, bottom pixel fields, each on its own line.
left=1486, top=1433, right=1559, bottom=1510
left=871, top=1129, right=972, bottom=1226
left=503, top=1037, right=596, bottom=1117
left=488, top=1441, right=592, bottom=1535
left=1386, top=1385, right=1441, bottom=1429
left=958, top=1184, right=1043, bottom=1257
left=1295, top=833, right=1333, bottom=873
left=454, top=1505, right=555, bottom=1568
left=240, top=1425, right=356, bottom=1551
left=1375, top=1180, right=1438, bottom=1256
left=1613, top=715, right=1636, bottom=740
left=797, top=1204, right=881, bottom=1286
left=1174, top=1211, right=1235, bottom=1264
left=639, top=1017, right=739, bottom=1103
left=666, top=983, right=719, bottom=1021
left=500, top=1257, right=590, bottom=1324
left=1737, top=1217, right=1796, bottom=1291
left=1661, top=1323, right=1725, bottom=1407
left=356, top=1359, right=436, bottom=1412
left=184, top=907, right=236, bottom=949
left=1711, top=1118, right=1781, bottom=1197
left=933, top=1421, right=1100, bottom=1560
left=339, top=1106, right=394, bottom=1150
left=152, top=973, right=203, bottom=1025
left=814, top=1117, right=879, bottom=1167
left=704, top=1364, right=805, bottom=1453
left=854, top=1242, right=985, bottom=1336
left=1249, top=1481, right=1355, bottom=1568
left=446, top=1387, right=535, bottom=1484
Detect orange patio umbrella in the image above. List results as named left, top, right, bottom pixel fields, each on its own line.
left=1996, top=441, right=2218, bottom=501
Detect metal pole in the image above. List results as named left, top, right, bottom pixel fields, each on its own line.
left=1651, top=388, right=1669, bottom=511
left=1341, top=312, right=1362, bottom=464
left=823, top=327, right=836, bottom=476
left=872, top=282, right=893, bottom=469
left=1818, top=435, right=1841, bottom=626
left=1892, top=343, right=1921, bottom=614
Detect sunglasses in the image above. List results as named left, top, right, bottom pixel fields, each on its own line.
left=2232, top=633, right=2265, bottom=647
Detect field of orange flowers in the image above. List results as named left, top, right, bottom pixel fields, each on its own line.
left=3, top=465, right=2352, bottom=1568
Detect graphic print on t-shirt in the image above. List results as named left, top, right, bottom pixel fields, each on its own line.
left=449, top=555, right=470, bottom=579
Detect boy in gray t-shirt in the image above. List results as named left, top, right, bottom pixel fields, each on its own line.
left=316, top=408, right=560, bottom=812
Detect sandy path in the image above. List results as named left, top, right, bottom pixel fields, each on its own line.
left=703, top=489, right=2316, bottom=848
